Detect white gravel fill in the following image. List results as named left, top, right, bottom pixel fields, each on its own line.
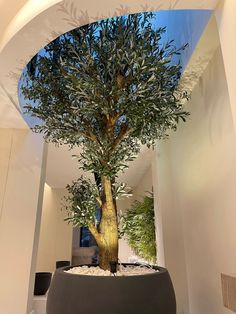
left=65, top=265, right=158, bottom=276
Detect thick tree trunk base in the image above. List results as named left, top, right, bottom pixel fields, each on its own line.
left=99, top=246, right=118, bottom=271
left=89, top=176, right=119, bottom=271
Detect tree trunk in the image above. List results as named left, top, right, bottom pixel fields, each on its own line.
left=98, top=239, right=118, bottom=270
left=88, top=176, right=119, bottom=270
left=98, top=176, right=119, bottom=270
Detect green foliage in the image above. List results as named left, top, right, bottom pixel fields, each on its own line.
left=112, top=182, right=132, bottom=200
left=120, top=194, right=156, bottom=263
left=21, top=12, right=189, bottom=179
left=64, top=176, right=132, bottom=228
left=64, top=177, right=99, bottom=227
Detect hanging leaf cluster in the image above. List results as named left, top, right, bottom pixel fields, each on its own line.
left=64, top=177, right=100, bottom=227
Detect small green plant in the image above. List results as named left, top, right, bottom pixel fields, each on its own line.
left=121, top=194, right=156, bottom=263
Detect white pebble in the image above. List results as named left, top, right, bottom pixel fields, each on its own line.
left=65, top=265, right=158, bottom=276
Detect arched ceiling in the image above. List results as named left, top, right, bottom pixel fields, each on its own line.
left=0, top=0, right=27, bottom=43
left=0, top=0, right=220, bottom=128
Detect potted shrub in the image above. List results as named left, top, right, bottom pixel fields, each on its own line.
left=121, top=194, right=156, bottom=263
left=21, top=12, right=189, bottom=314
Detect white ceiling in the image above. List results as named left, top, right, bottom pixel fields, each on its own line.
left=0, top=0, right=27, bottom=43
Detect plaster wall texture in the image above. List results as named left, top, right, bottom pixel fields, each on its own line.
left=118, top=196, right=135, bottom=263
left=155, top=141, right=190, bottom=314
left=156, top=47, right=236, bottom=314
left=132, top=166, right=153, bottom=200
left=0, top=129, right=45, bottom=314
left=36, top=185, right=73, bottom=273
left=152, top=148, right=165, bottom=270
left=215, top=0, right=236, bottom=131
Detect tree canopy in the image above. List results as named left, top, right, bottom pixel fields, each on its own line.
left=22, top=12, right=189, bottom=179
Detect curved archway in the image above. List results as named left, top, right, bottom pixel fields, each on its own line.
left=0, top=0, right=219, bottom=128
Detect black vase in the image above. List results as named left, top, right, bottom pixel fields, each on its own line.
left=47, top=264, right=176, bottom=314
left=56, top=260, right=70, bottom=269
left=34, top=272, right=52, bottom=296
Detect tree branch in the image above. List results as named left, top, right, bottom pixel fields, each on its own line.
left=96, top=196, right=102, bottom=208
left=110, top=123, right=132, bottom=152
left=88, top=223, right=104, bottom=246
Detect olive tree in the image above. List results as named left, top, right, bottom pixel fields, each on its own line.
left=21, top=12, right=189, bottom=270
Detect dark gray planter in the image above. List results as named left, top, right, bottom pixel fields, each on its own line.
left=47, top=264, right=176, bottom=314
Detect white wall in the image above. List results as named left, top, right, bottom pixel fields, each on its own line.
left=132, top=166, right=153, bottom=200
left=155, top=142, right=190, bottom=314
left=156, top=47, right=236, bottom=314
left=118, top=196, right=135, bottom=263
left=36, top=185, right=73, bottom=273
left=0, top=129, right=46, bottom=314
left=215, top=0, right=236, bottom=130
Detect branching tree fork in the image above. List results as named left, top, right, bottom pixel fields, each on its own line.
left=21, top=12, right=189, bottom=270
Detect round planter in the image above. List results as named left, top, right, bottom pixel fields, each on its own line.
left=47, top=264, right=176, bottom=314
left=34, top=272, right=52, bottom=296
left=56, top=260, right=70, bottom=269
